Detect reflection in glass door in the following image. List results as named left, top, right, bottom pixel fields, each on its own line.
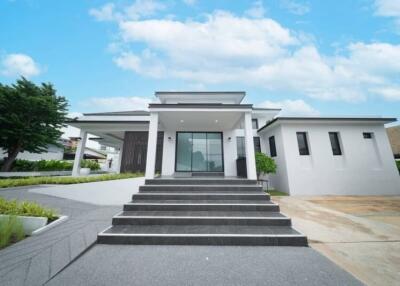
left=176, top=132, right=223, bottom=172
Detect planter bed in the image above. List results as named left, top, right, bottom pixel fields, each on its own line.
left=0, top=214, right=68, bottom=235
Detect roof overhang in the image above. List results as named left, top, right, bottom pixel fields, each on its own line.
left=258, top=116, right=398, bottom=133
left=155, top=91, right=246, bottom=104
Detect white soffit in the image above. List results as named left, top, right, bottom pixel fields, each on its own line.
left=156, top=92, right=245, bottom=104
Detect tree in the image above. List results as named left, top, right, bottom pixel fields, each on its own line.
left=255, top=152, right=277, bottom=180
left=0, top=77, right=68, bottom=171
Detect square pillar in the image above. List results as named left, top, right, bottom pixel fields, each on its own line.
left=145, top=112, right=159, bottom=179
left=116, top=141, right=124, bottom=174
left=72, top=130, right=87, bottom=177
left=244, top=112, right=257, bottom=180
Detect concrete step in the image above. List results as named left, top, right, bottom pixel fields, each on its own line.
left=112, top=211, right=291, bottom=226
left=139, top=185, right=263, bottom=193
left=97, top=225, right=307, bottom=246
left=132, top=193, right=270, bottom=201
left=145, top=178, right=258, bottom=185
left=123, top=201, right=280, bottom=212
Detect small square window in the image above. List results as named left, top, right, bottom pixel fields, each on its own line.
left=363, top=132, right=373, bottom=139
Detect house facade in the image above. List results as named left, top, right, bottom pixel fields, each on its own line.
left=68, top=91, right=400, bottom=195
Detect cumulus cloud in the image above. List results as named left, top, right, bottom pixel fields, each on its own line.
left=371, top=87, right=400, bottom=101
left=280, top=0, right=310, bottom=15
left=1, top=53, right=41, bottom=77
left=90, top=3, right=400, bottom=103
left=375, top=0, right=400, bottom=17
left=259, top=99, right=319, bottom=116
left=245, top=1, right=266, bottom=18
left=182, top=0, right=197, bottom=6
left=82, top=96, right=153, bottom=111
left=89, top=0, right=165, bottom=22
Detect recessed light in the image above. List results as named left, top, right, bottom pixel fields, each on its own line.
left=180, top=120, right=184, bottom=123
left=215, top=119, right=218, bottom=123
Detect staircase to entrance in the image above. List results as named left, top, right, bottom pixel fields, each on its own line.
left=97, top=177, right=308, bottom=246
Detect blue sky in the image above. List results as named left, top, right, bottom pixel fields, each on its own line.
left=1, top=0, right=400, bottom=120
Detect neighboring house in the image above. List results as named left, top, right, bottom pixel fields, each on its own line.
left=386, top=125, right=400, bottom=159
left=1, top=144, right=64, bottom=161
left=68, top=91, right=400, bottom=195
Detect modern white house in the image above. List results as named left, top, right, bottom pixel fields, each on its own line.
left=68, top=91, right=400, bottom=196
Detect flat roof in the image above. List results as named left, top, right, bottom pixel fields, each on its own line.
left=82, top=110, right=150, bottom=116
left=155, top=91, right=246, bottom=104
left=148, top=103, right=253, bottom=109
left=258, top=116, right=398, bottom=133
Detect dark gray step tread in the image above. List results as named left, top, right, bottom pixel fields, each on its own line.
left=128, top=200, right=276, bottom=204
left=117, top=211, right=285, bottom=218
left=145, top=179, right=258, bottom=185
left=139, top=191, right=264, bottom=194
left=101, top=225, right=301, bottom=235
left=141, top=185, right=261, bottom=187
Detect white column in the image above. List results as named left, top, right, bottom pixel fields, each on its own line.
left=244, top=112, right=257, bottom=180
left=116, top=141, right=124, bottom=174
left=72, top=130, right=87, bottom=177
left=145, top=112, right=159, bottom=179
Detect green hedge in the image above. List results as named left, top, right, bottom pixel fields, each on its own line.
left=0, top=172, right=143, bottom=188
left=0, top=216, right=25, bottom=249
left=0, top=197, right=57, bottom=220
left=396, top=160, right=400, bottom=173
left=0, top=159, right=100, bottom=171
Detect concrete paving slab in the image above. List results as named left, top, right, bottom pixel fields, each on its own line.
left=46, top=245, right=363, bottom=286
left=274, top=195, right=400, bottom=286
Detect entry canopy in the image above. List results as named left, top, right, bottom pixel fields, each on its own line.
left=156, top=91, right=245, bottom=104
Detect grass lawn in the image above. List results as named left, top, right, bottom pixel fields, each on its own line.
left=266, top=189, right=289, bottom=196
left=0, top=172, right=143, bottom=188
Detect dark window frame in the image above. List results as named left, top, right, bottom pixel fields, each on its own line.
left=269, top=136, right=277, bottom=157
left=252, top=119, right=258, bottom=129
left=236, top=136, right=261, bottom=158
left=363, top=132, right=373, bottom=139
left=296, top=132, right=310, bottom=156
left=329, top=132, right=342, bottom=156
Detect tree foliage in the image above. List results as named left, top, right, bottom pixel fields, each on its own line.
left=255, top=152, right=277, bottom=180
left=0, top=77, right=68, bottom=171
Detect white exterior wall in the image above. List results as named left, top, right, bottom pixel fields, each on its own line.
left=261, top=122, right=400, bottom=195
left=1, top=145, right=64, bottom=161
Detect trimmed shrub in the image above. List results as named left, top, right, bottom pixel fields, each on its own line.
left=0, top=172, right=143, bottom=188
left=0, top=159, right=101, bottom=171
left=0, top=216, right=25, bottom=249
left=0, top=197, right=57, bottom=220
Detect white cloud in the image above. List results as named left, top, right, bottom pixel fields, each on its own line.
left=280, top=0, right=310, bottom=15
left=258, top=99, right=319, bottom=116
left=182, top=0, right=197, bottom=6
left=1, top=53, right=41, bottom=77
left=89, top=0, right=165, bottom=22
left=82, top=96, right=153, bottom=111
left=375, top=0, right=400, bottom=17
left=371, top=87, right=400, bottom=101
left=245, top=1, right=266, bottom=18
left=91, top=4, right=400, bottom=103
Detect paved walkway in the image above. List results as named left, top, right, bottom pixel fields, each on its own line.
left=29, top=177, right=144, bottom=205
left=0, top=186, right=120, bottom=286
left=46, top=245, right=363, bottom=286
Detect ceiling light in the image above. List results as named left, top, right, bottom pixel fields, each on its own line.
left=180, top=120, right=184, bottom=123
left=215, top=119, right=218, bottom=123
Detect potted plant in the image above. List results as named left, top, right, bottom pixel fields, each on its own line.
left=255, top=152, right=277, bottom=187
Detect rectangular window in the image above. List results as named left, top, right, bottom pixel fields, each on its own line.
left=236, top=136, right=261, bottom=157
left=269, top=136, right=277, bottom=157
left=253, top=137, right=261, bottom=153
left=296, top=132, right=310, bottom=155
left=363, top=132, right=373, bottom=139
left=329, top=132, right=342, bottom=156
left=252, top=119, right=258, bottom=129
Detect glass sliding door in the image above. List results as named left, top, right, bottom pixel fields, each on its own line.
left=176, top=132, right=192, bottom=171
left=207, top=133, right=223, bottom=172
left=175, top=132, right=223, bottom=172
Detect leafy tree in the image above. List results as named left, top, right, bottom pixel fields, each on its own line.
left=0, top=77, right=68, bottom=171
left=255, top=152, right=277, bottom=180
